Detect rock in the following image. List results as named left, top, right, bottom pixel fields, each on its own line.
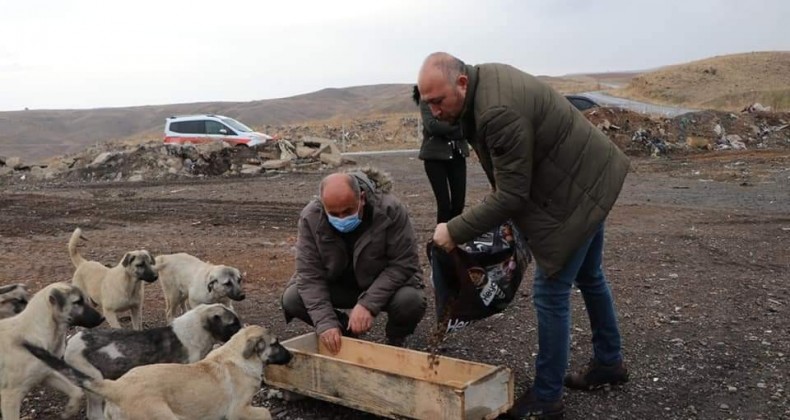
left=278, top=140, right=297, bottom=161
left=195, top=142, right=225, bottom=158
left=295, top=146, right=316, bottom=159
left=91, top=152, right=116, bottom=166
left=128, top=174, right=144, bottom=182
left=261, top=159, right=291, bottom=170
left=714, top=124, right=724, bottom=137
left=241, top=164, right=263, bottom=175
left=0, top=166, right=14, bottom=176
left=0, top=155, right=6, bottom=165
left=6, top=156, right=22, bottom=169
left=728, top=386, right=737, bottom=393
left=320, top=152, right=343, bottom=167
left=686, top=136, right=711, bottom=149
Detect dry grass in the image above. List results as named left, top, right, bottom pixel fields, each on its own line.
left=616, top=51, right=790, bottom=111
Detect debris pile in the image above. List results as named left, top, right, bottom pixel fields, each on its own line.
left=584, top=106, right=790, bottom=156
left=0, top=137, right=349, bottom=183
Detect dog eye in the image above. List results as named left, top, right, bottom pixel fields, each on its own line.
left=74, top=297, right=84, bottom=305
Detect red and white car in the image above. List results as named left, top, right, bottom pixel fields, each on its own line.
left=163, top=114, right=273, bottom=147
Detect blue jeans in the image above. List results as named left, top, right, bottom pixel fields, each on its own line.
left=532, top=223, right=623, bottom=401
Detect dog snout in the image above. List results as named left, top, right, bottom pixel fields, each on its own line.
left=268, top=343, right=293, bottom=366
left=76, top=306, right=105, bottom=328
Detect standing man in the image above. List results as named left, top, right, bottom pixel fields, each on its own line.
left=418, top=52, right=630, bottom=419
left=413, top=85, right=469, bottom=223
left=281, top=168, right=426, bottom=354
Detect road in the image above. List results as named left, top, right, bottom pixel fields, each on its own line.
left=581, top=91, right=697, bottom=117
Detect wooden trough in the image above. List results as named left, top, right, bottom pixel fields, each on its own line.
left=264, top=333, right=513, bottom=419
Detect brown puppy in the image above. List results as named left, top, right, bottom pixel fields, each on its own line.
left=25, top=325, right=292, bottom=420
left=0, top=282, right=104, bottom=420
left=68, top=227, right=158, bottom=329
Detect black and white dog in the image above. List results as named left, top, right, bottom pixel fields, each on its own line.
left=63, top=303, right=242, bottom=419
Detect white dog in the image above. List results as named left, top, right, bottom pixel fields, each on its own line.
left=155, top=253, right=246, bottom=323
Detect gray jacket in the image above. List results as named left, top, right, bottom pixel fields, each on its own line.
left=288, top=168, right=424, bottom=334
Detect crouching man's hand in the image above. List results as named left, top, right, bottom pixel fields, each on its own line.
left=349, top=304, right=373, bottom=335
left=320, top=327, right=342, bottom=354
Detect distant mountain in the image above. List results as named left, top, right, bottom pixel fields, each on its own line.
left=0, top=84, right=415, bottom=162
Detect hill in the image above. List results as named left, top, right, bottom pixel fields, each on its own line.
left=617, top=51, right=790, bottom=111
left=0, top=84, right=415, bottom=162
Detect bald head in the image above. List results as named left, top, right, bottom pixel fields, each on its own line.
left=320, top=173, right=363, bottom=218
left=417, top=52, right=468, bottom=123
left=420, top=52, right=466, bottom=84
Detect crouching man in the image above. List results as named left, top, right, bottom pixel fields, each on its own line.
left=282, top=168, right=426, bottom=354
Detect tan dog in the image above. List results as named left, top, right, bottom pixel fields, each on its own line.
left=25, top=324, right=292, bottom=420
left=68, top=228, right=158, bottom=330
left=0, top=283, right=28, bottom=319
left=155, top=253, right=245, bottom=323
left=0, top=282, right=104, bottom=420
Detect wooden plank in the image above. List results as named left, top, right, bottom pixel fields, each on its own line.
left=464, top=367, right=513, bottom=420
left=319, top=336, right=497, bottom=385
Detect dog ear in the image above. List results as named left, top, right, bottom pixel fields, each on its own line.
left=48, top=288, right=66, bottom=309
left=242, top=336, right=263, bottom=359
left=144, top=251, right=155, bottom=264
left=0, top=284, right=19, bottom=294
left=207, top=279, right=218, bottom=292
left=122, top=253, right=135, bottom=267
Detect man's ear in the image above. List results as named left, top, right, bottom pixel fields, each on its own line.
left=122, top=253, right=134, bottom=267
left=457, top=74, right=469, bottom=91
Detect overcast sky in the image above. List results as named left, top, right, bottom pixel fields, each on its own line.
left=1, top=0, right=788, bottom=111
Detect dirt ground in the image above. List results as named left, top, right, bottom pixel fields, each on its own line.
left=1, top=149, right=788, bottom=420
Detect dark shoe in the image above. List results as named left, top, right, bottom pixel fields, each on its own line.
left=564, top=358, right=629, bottom=391
left=385, top=336, right=408, bottom=348
left=501, top=390, right=564, bottom=419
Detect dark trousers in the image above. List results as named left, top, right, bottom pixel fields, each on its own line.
left=424, top=156, right=466, bottom=223
left=281, top=282, right=426, bottom=339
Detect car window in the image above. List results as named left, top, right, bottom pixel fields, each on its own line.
left=221, top=117, right=253, bottom=133
left=206, top=120, right=235, bottom=135
left=169, top=120, right=205, bottom=134
left=568, top=97, right=596, bottom=111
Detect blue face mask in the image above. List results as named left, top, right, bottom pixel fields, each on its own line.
left=328, top=213, right=362, bottom=233
left=327, top=196, right=364, bottom=233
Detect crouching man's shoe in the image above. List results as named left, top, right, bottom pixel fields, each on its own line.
left=500, top=390, right=564, bottom=420
left=564, top=358, right=629, bottom=391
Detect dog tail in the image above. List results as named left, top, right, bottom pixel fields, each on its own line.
left=22, top=341, right=118, bottom=400
left=68, top=228, right=87, bottom=268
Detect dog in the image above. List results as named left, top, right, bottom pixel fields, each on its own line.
left=155, top=252, right=245, bottom=323
left=68, top=227, right=158, bottom=330
left=25, top=324, right=292, bottom=420
left=64, top=303, right=242, bottom=420
left=0, top=283, right=28, bottom=318
left=0, top=282, right=104, bottom=420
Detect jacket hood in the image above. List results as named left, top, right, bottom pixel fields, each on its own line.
left=345, top=166, right=393, bottom=196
